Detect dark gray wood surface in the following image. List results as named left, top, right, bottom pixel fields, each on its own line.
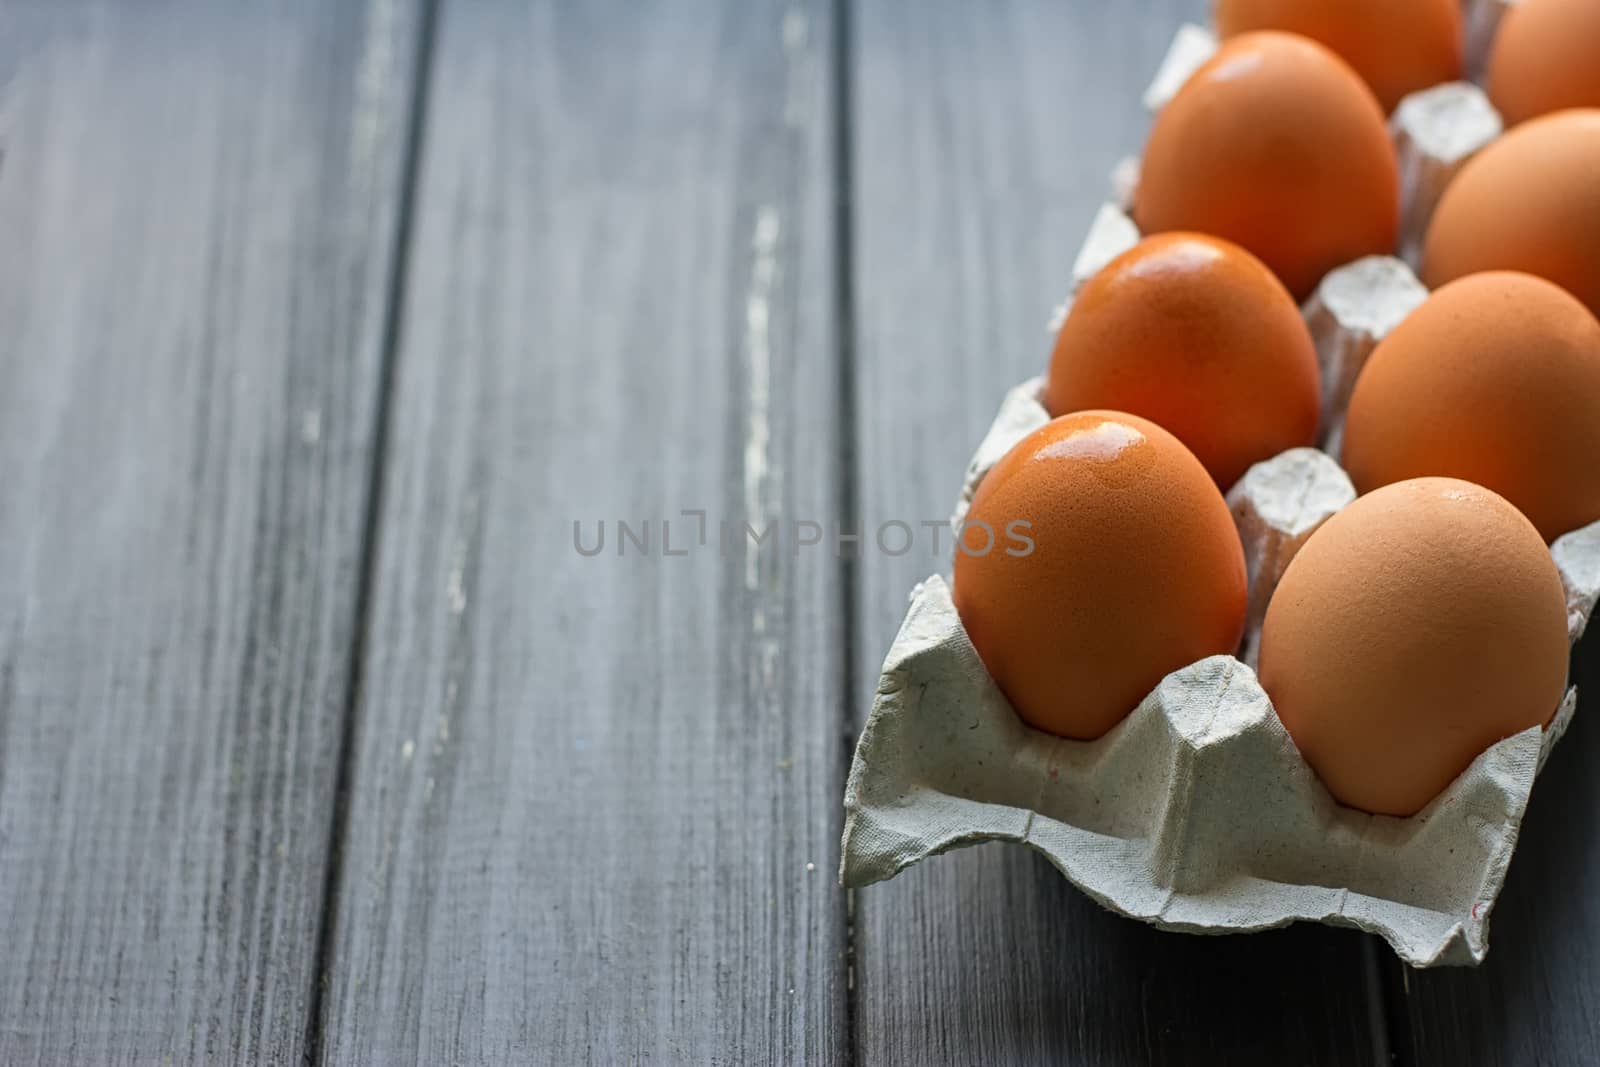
left=314, top=1, right=850, bottom=1062
left=846, top=2, right=1387, bottom=1063
left=0, top=1, right=423, bottom=1062
left=2, top=1, right=1597, bottom=1063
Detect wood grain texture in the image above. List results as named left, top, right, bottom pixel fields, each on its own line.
left=1396, top=635, right=1600, bottom=1066
left=316, top=1, right=850, bottom=1062
left=847, top=3, right=1386, bottom=1063
left=0, top=1, right=421, bottom=1062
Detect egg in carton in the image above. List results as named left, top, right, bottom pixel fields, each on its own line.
left=840, top=2, right=1600, bottom=967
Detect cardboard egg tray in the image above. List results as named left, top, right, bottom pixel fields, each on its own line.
left=839, top=0, right=1600, bottom=967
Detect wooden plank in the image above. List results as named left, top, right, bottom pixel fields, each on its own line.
left=316, top=1, right=850, bottom=1062
left=0, top=1, right=423, bottom=1062
left=1395, top=634, right=1600, bottom=1065
left=847, top=2, right=1387, bottom=1062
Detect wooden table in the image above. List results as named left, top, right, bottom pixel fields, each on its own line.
left=1, top=2, right=1595, bottom=1062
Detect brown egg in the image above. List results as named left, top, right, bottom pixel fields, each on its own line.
left=1488, top=0, right=1600, bottom=125
left=953, top=412, right=1247, bottom=740
left=1343, top=272, right=1600, bottom=542
left=1045, top=233, right=1321, bottom=490
left=1215, top=0, right=1463, bottom=114
left=1136, top=31, right=1400, bottom=300
left=1259, top=478, right=1569, bottom=817
left=1423, top=109, right=1600, bottom=318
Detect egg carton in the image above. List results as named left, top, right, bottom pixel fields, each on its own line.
left=840, top=1, right=1597, bottom=968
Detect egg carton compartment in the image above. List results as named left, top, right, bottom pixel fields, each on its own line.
left=855, top=354, right=1600, bottom=964
left=841, top=2, right=1598, bottom=967
left=840, top=578, right=1582, bottom=967
left=1125, top=5, right=1508, bottom=271
left=844, top=413, right=1600, bottom=965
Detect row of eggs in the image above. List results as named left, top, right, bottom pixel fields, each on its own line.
left=950, top=0, right=1600, bottom=819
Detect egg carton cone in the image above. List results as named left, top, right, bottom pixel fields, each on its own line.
left=1466, top=0, right=1521, bottom=80
left=842, top=8, right=1595, bottom=968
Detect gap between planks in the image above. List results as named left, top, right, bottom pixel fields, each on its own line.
left=302, top=0, right=443, bottom=1061
left=831, top=0, right=863, bottom=1063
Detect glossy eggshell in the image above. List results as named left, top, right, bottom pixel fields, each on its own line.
left=1488, top=0, right=1600, bottom=125
left=1136, top=31, right=1400, bottom=300
left=1259, top=478, right=1570, bottom=817
left=1215, top=0, right=1463, bottom=114
left=952, top=412, right=1248, bottom=741
left=1045, top=232, right=1321, bottom=490
left=1423, top=109, right=1600, bottom=319
left=1343, top=271, right=1600, bottom=542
